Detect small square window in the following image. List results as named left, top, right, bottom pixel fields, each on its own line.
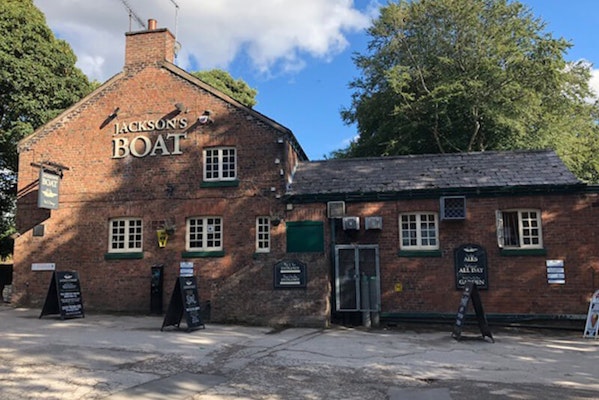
left=187, top=217, right=223, bottom=251
left=440, top=196, right=466, bottom=220
left=496, top=209, right=543, bottom=248
left=108, top=218, right=143, bottom=253
left=203, top=147, right=236, bottom=181
left=399, top=213, right=439, bottom=250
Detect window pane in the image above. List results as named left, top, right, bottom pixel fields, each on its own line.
left=502, top=211, right=519, bottom=247
left=109, top=218, right=142, bottom=252
left=188, top=218, right=203, bottom=249
left=519, top=210, right=541, bottom=248
left=222, top=148, right=236, bottom=179
left=128, top=220, right=142, bottom=249
left=256, top=217, right=270, bottom=251
left=500, top=210, right=542, bottom=248
left=203, top=147, right=236, bottom=181
left=188, top=217, right=222, bottom=251
left=399, top=213, right=438, bottom=249
left=420, top=214, right=436, bottom=246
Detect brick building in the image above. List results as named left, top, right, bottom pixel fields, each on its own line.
left=288, top=152, right=599, bottom=324
left=14, top=22, right=599, bottom=327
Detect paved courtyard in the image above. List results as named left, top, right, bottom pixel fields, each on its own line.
left=0, top=305, right=598, bottom=399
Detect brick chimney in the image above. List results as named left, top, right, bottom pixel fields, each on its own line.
left=124, top=19, right=176, bottom=68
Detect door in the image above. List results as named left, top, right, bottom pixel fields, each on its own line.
left=335, top=245, right=380, bottom=312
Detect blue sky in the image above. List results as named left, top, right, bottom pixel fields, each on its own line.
left=34, top=0, right=599, bottom=160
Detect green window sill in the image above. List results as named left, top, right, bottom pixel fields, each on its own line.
left=398, top=250, right=442, bottom=257
left=182, top=251, right=225, bottom=258
left=500, top=248, right=547, bottom=256
left=200, top=180, right=239, bottom=188
left=104, top=252, right=144, bottom=260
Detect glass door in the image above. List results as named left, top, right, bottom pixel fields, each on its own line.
left=334, top=245, right=380, bottom=312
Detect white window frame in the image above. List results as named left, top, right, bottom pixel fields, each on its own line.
left=256, top=216, right=270, bottom=253
left=108, top=218, right=143, bottom=253
left=187, top=217, right=223, bottom=251
left=203, top=147, right=237, bottom=181
left=399, top=213, right=439, bottom=250
left=496, top=209, right=543, bottom=249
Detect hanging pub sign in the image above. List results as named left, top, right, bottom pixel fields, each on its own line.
left=454, top=243, right=488, bottom=290
left=37, top=169, right=61, bottom=210
left=274, top=260, right=307, bottom=289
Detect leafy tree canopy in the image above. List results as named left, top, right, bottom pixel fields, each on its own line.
left=336, top=0, right=599, bottom=182
left=191, top=69, right=258, bottom=108
left=0, top=0, right=92, bottom=258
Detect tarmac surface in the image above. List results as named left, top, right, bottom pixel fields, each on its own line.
left=1, top=304, right=598, bottom=400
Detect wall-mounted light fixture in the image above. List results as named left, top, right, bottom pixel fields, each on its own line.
left=100, top=107, right=120, bottom=128
left=156, top=229, right=168, bottom=248
left=175, top=103, right=188, bottom=113
left=198, top=110, right=213, bottom=125
left=109, top=107, right=120, bottom=119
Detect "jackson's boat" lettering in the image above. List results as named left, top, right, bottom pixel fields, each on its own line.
left=114, top=117, right=188, bottom=134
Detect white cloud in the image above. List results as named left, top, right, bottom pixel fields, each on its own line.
left=34, top=0, right=372, bottom=81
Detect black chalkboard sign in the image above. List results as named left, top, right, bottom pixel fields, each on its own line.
left=274, top=260, right=307, bottom=289
left=161, top=276, right=205, bottom=332
left=39, top=271, right=85, bottom=320
left=454, top=244, right=488, bottom=290
left=451, top=282, right=493, bottom=342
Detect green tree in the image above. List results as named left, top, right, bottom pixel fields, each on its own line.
left=0, top=0, right=93, bottom=258
left=191, top=69, right=258, bottom=108
left=338, top=0, right=599, bottom=181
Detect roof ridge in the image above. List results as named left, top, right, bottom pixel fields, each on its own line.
left=305, top=149, right=556, bottom=163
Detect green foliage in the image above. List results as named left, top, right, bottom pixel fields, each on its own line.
left=191, top=69, right=258, bottom=108
left=0, top=0, right=93, bottom=255
left=338, top=0, right=599, bottom=181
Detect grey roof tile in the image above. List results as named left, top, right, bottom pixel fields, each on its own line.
left=287, top=150, right=582, bottom=197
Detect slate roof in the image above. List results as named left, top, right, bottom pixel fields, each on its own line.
left=286, top=150, right=583, bottom=201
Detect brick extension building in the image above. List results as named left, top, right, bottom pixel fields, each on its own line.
left=14, top=22, right=599, bottom=327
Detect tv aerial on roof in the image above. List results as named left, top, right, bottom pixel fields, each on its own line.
left=120, top=0, right=146, bottom=31
left=167, top=0, right=182, bottom=61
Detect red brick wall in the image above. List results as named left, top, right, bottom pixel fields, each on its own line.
left=334, top=195, right=599, bottom=317
left=14, top=60, right=330, bottom=326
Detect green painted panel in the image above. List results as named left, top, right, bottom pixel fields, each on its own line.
left=104, top=252, right=144, bottom=260
left=286, top=221, right=324, bottom=253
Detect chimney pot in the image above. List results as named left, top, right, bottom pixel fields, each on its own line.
left=148, top=19, right=157, bottom=30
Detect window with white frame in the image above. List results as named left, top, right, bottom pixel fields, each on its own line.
left=203, top=147, right=236, bottom=181
left=496, top=209, right=542, bottom=248
left=187, top=217, right=223, bottom=251
left=256, top=216, right=270, bottom=252
left=109, top=218, right=143, bottom=252
left=399, top=213, right=439, bottom=249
